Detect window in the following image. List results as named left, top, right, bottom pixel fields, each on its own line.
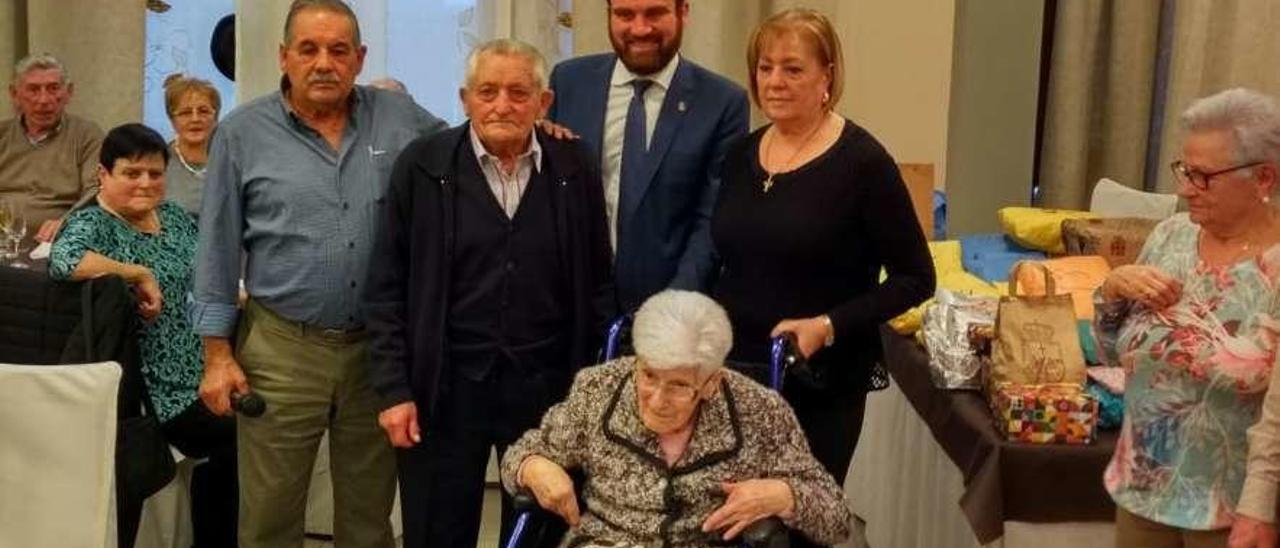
left=144, top=1, right=236, bottom=141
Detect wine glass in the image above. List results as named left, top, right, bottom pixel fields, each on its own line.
left=0, top=200, right=13, bottom=261
left=4, top=206, right=28, bottom=268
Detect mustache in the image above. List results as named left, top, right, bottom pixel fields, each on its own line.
left=308, top=73, right=341, bottom=85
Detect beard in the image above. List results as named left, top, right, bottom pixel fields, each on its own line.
left=611, top=26, right=683, bottom=75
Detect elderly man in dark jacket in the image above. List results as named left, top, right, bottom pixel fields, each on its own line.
left=363, top=38, right=616, bottom=548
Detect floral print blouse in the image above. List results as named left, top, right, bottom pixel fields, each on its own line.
left=1097, top=213, right=1279, bottom=529
left=49, top=201, right=202, bottom=423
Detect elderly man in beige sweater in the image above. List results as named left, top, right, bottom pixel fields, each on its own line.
left=0, top=53, right=103, bottom=246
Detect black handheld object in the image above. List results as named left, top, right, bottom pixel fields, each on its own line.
left=230, top=391, right=266, bottom=418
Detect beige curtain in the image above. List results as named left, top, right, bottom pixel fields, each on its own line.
left=1037, top=0, right=1162, bottom=209
left=1039, top=0, right=1280, bottom=206
left=1152, top=0, right=1280, bottom=193
left=0, top=0, right=145, bottom=131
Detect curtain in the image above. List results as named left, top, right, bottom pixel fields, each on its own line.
left=1037, top=0, right=1162, bottom=209
left=0, top=0, right=146, bottom=132
left=1151, top=0, right=1280, bottom=193
left=1039, top=0, right=1280, bottom=206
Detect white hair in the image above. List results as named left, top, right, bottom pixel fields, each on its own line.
left=463, top=39, right=548, bottom=91
left=1181, top=88, right=1280, bottom=166
left=631, top=290, right=733, bottom=375
left=14, top=53, right=68, bottom=84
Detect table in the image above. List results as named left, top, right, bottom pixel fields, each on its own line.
left=846, top=329, right=1116, bottom=547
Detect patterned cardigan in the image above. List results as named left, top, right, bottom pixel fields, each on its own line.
left=500, top=358, right=852, bottom=547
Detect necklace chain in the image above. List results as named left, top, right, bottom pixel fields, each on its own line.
left=762, top=115, right=829, bottom=193
left=173, top=142, right=206, bottom=178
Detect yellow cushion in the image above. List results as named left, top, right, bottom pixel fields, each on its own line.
left=998, top=207, right=1097, bottom=254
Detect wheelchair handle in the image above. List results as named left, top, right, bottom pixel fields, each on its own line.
left=768, top=332, right=806, bottom=392
left=603, top=314, right=632, bottom=362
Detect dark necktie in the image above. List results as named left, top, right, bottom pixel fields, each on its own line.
left=618, top=79, right=654, bottom=230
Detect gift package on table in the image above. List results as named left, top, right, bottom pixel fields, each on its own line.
left=990, top=382, right=1099, bottom=444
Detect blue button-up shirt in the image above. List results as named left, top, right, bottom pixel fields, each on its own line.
left=192, top=84, right=446, bottom=336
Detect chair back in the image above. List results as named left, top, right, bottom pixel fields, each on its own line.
left=0, top=361, right=122, bottom=548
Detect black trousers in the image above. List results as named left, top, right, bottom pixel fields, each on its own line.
left=398, top=359, right=566, bottom=548
left=161, top=400, right=239, bottom=548
left=781, top=380, right=869, bottom=548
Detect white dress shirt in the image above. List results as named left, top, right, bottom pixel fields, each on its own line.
left=603, top=54, right=681, bottom=250
left=469, top=126, right=543, bottom=219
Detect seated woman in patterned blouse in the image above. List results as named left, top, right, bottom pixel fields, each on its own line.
left=49, top=123, right=236, bottom=548
left=501, top=290, right=852, bottom=548
left=1093, top=88, right=1280, bottom=548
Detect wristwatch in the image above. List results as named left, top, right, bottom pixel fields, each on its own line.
left=820, top=315, right=835, bottom=347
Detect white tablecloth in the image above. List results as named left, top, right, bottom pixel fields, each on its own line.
left=847, top=379, right=1114, bottom=548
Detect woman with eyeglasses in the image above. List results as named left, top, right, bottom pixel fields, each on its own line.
left=161, top=74, right=220, bottom=218
left=1093, top=88, right=1280, bottom=547
left=501, top=290, right=852, bottom=548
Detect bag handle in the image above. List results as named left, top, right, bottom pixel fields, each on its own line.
left=1008, top=261, right=1056, bottom=297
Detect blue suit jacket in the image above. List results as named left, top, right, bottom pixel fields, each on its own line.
left=549, top=53, right=748, bottom=310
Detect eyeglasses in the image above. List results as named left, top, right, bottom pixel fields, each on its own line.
left=634, top=363, right=711, bottom=403
left=1170, top=160, right=1264, bottom=191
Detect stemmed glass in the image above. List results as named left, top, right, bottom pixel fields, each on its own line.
left=0, top=200, right=29, bottom=268
left=0, top=200, right=13, bottom=261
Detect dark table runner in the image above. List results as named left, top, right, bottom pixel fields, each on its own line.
left=879, top=328, right=1116, bottom=543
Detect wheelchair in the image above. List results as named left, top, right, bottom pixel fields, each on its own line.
left=504, top=315, right=804, bottom=548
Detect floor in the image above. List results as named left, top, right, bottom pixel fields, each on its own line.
left=302, top=486, right=868, bottom=548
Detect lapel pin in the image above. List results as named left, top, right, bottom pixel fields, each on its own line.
left=678, top=101, right=687, bottom=112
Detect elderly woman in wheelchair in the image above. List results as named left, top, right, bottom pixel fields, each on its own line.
left=501, top=290, right=852, bottom=547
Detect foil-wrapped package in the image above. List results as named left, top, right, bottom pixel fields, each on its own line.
left=923, top=288, right=998, bottom=390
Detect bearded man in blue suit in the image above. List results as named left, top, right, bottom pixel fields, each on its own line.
left=549, top=0, right=748, bottom=310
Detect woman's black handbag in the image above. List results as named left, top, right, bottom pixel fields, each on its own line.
left=79, top=280, right=175, bottom=500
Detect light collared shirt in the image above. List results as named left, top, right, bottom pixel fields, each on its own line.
left=468, top=125, right=543, bottom=219
left=23, top=115, right=63, bottom=146
left=191, top=84, right=447, bottom=336
left=602, top=54, right=680, bottom=249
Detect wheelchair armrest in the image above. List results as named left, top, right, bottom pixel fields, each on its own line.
left=512, top=489, right=541, bottom=513
left=741, top=516, right=789, bottom=548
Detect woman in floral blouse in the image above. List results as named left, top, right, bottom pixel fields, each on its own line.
left=1095, top=88, right=1280, bottom=548
left=49, top=123, right=236, bottom=548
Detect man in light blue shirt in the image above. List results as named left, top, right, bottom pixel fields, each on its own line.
left=191, top=1, right=445, bottom=546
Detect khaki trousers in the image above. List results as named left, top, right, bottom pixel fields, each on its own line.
left=1115, top=507, right=1229, bottom=548
left=235, top=299, right=395, bottom=548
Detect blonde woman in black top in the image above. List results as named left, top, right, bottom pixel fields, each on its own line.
left=711, top=10, right=935, bottom=535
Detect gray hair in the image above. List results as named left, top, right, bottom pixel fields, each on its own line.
left=632, top=290, right=733, bottom=375
left=283, top=0, right=362, bottom=47
left=463, top=39, right=548, bottom=91
left=13, top=53, right=68, bottom=85
left=1181, top=88, right=1280, bottom=167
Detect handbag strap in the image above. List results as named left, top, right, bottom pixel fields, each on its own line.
left=1008, top=261, right=1056, bottom=297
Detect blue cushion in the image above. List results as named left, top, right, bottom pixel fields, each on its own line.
left=959, top=233, right=1046, bottom=282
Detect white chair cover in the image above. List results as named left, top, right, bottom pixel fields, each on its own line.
left=1089, top=178, right=1179, bottom=220
left=0, top=362, right=122, bottom=548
